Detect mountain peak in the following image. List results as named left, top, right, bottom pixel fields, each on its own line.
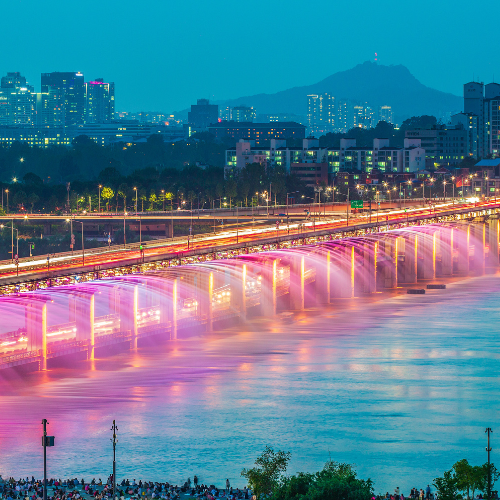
left=217, top=62, right=462, bottom=123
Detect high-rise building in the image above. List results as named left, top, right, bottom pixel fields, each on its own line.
left=41, top=72, right=85, bottom=126
left=187, top=99, right=218, bottom=131
left=450, top=112, right=479, bottom=159
left=405, top=125, right=467, bottom=167
left=336, top=100, right=349, bottom=133
left=85, top=79, right=115, bottom=123
left=378, top=105, right=393, bottom=125
left=307, top=93, right=334, bottom=134
left=0, top=72, right=35, bottom=126
left=231, top=106, right=256, bottom=122
left=353, top=103, right=374, bottom=129
left=461, top=81, right=500, bottom=159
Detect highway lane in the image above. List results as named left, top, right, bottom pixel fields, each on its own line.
left=0, top=199, right=489, bottom=280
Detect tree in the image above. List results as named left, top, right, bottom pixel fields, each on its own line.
left=23, top=172, right=43, bottom=186
left=164, top=191, right=173, bottom=211
left=148, top=190, right=158, bottom=211
left=454, top=459, right=473, bottom=499
left=139, top=188, right=147, bottom=212
left=270, top=461, right=373, bottom=500
left=12, top=190, right=27, bottom=211
left=225, top=179, right=237, bottom=208
left=241, top=446, right=291, bottom=499
left=117, top=183, right=128, bottom=212
left=434, top=469, right=459, bottom=500
left=101, top=187, right=114, bottom=212
left=28, top=193, right=40, bottom=213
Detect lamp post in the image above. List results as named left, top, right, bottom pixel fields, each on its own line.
left=5, top=189, right=9, bottom=213
left=161, top=189, right=165, bottom=212
left=443, top=180, right=446, bottom=202
left=133, top=187, right=138, bottom=214
left=98, top=185, right=102, bottom=213
left=486, top=427, right=493, bottom=500
left=66, top=217, right=74, bottom=254
left=123, top=212, right=127, bottom=247
left=451, top=176, right=455, bottom=204
left=111, top=420, right=118, bottom=500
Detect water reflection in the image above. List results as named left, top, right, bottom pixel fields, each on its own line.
left=1, top=276, right=500, bottom=493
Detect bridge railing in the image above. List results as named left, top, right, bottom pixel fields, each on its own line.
left=0, top=349, right=41, bottom=365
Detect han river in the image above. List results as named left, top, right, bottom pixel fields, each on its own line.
left=1, top=274, right=499, bottom=493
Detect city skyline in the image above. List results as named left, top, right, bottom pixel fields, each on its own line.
left=2, top=0, right=499, bottom=113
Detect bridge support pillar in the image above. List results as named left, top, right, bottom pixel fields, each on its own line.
left=418, top=231, right=436, bottom=280
left=489, top=216, right=500, bottom=266
left=361, top=241, right=377, bottom=293
left=331, top=244, right=354, bottom=298
left=472, top=223, right=485, bottom=275
left=381, top=238, right=398, bottom=289
left=438, top=228, right=454, bottom=277
left=315, top=251, right=331, bottom=305
left=289, top=255, right=305, bottom=310
left=456, top=224, right=470, bottom=274
left=26, top=301, right=47, bottom=371
left=399, top=234, right=417, bottom=284
left=75, top=292, right=95, bottom=360
left=199, top=271, right=213, bottom=332
left=261, top=258, right=277, bottom=316
left=230, top=263, right=247, bottom=321
left=120, top=285, right=138, bottom=349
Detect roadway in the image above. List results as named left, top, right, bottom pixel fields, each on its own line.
left=0, top=198, right=493, bottom=282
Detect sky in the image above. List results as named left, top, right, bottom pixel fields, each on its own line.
left=2, top=0, right=499, bottom=113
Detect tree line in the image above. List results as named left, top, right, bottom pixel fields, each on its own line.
left=241, top=447, right=498, bottom=500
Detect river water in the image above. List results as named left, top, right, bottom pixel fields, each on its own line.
left=1, top=275, right=499, bottom=494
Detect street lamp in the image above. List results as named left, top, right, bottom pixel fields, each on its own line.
left=451, top=176, right=455, bottom=204
left=98, top=185, right=102, bottom=213
left=443, top=180, right=447, bottom=202
left=133, top=187, right=138, bottom=214
left=66, top=218, right=74, bottom=254
left=161, top=189, right=165, bottom=211
left=5, top=189, right=9, bottom=213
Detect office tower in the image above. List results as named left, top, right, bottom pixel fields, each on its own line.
left=462, top=81, right=500, bottom=158
left=231, top=106, right=256, bottom=122
left=378, top=105, right=393, bottom=125
left=353, top=103, right=374, bottom=129
left=336, top=100, right=349, bottom=133
left=307, top=93, right=334, bottom=134
left=0, top=72, right=35, bottom=126
left=187, top=99, right=218, bottom=131
left=41, top=72, right=85, bottom=126
left=85, top=78, right=115, bottom=123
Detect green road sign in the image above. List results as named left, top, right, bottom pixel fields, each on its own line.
left=350, top=200, right=363, bottom=209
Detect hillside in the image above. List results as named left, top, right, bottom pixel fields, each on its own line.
left=213, top=61, right=462, bottom=123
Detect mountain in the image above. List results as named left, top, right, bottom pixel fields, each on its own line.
left=213, top=61, right=463, bottom=123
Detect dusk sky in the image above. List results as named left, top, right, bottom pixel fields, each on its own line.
left=3, top=0, right=499, bottom=113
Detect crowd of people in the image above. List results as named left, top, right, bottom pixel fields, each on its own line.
left=0, top=476, right=251, bottom=500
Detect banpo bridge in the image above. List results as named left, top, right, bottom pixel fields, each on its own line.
left=1, top=210, right=500, bottom=372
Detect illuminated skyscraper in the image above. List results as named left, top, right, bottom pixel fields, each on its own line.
left=378, top=105, right=393, bottom=125
left=41, top=72, right=85, bottom=126
left=0, top=72, right=35, bottom=126
left=85, top=79, right=115, bottom=123
left=307, top=93, right=334, bottom=134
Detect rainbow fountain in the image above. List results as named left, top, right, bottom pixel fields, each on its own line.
left=0, top=218, right=498, bottom=372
